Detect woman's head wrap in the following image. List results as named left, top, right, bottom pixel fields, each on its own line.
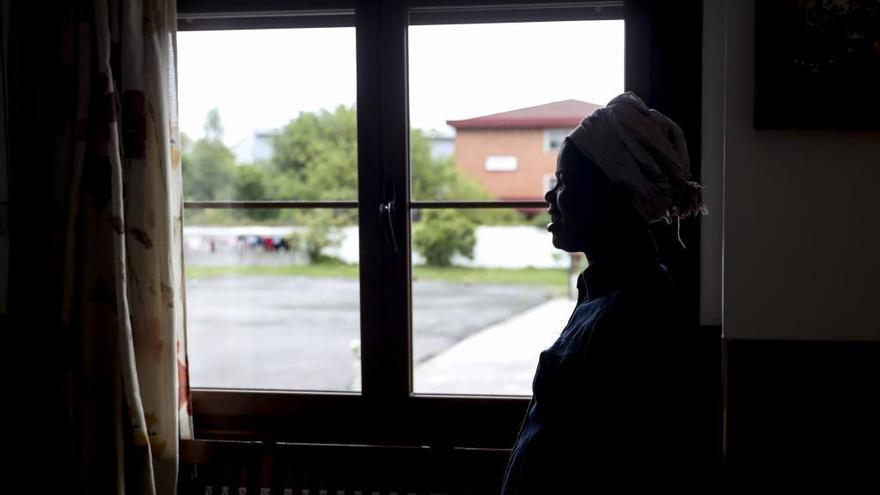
left=566, top=92, right=707, bottom=225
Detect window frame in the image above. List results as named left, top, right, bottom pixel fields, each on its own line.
left=543, top=128, right=570, bottom=152
left=178, top=0, right=705, bottom=450
left=542, top=173, right=557, bottom=194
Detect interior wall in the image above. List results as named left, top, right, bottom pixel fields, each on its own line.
left=710, top=0, right=880, bottom=341
left=699, top=0, right=724, bottom=328
left=0, top=0, right=9, bottom=315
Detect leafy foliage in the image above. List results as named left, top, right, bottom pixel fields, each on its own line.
left=182, top=106, right=529, bottom=262
left=413, top=210, right=477, bottom=267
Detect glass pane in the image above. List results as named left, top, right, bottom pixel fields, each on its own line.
left=177, top=28, right=357, bottom=201
left=184, top=208, right=361, bottom=391
left=407, top=20, right=624, bottom=201
left=410, top=208, right=586, bottom=395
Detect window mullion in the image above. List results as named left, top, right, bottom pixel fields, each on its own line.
left=356, top=0, right=412, bottom=403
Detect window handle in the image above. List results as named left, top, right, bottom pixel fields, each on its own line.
left=380, top=180, right=399, bottom=254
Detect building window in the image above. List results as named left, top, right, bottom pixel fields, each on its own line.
left=544, top=128, right=570, bottom=152
left=484, top=155, right=518, bottom=172
left=543, top=173, right=558, bottom=194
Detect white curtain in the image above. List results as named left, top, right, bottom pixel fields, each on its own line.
left=51, top=0, right=192, bottom=492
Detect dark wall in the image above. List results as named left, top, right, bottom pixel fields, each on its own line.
left=715, top=0, right=880, bottom=469
left=5, top=1, right=81, bottom=484
left=726, top=340, right=880, bottom=467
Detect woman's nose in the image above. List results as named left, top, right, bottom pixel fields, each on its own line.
left=544, top=187, right=554, bottom=204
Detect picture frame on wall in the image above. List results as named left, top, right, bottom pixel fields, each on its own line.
left=755, top=0, right=880, bottom=129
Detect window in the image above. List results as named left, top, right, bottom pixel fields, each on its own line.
left=543, top=173, right=557, bottom=194
left=544, top=128, right=570, bottom=152
left=176, top=0, right=709, bottom=450
left=177, top=27, right=360, bottom=392
left=484, top=155, right=518, bottom=172
left=407, top=17, right=623, bottom=396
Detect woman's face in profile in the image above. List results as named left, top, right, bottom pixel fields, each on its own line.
left=545, top=141, right=616, bottom=253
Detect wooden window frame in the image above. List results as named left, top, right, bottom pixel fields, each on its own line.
left=177, top=0, right=706, bottom=451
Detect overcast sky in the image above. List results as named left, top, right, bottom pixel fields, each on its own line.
left=177, top=20, right=624, bottom=148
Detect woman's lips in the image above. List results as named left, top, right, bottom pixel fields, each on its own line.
left=547, top=208, right=561, bottom=231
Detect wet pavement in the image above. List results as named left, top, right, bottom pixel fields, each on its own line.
left=185, top=276, right=553, bottom=391
left=413, top=298, right=572, bottom=396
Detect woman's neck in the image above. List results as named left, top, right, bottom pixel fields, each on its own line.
left=583, top=225, right=657, bottom=268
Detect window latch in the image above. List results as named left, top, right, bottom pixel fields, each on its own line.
left=380, top=180, right=399, bottom=254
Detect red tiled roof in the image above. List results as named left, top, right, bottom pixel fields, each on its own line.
left=446, top=99, right=603, bottom=129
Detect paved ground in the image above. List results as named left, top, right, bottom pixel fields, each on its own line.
left=413, top=298, right=572, bottom=396
left=185, top=276, right=557, bottom=391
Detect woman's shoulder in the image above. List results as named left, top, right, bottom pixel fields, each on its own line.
left=568, top=286, right=679, bottom=342
left=553, top=295, right=620, bottom=351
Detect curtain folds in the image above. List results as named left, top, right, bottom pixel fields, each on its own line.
left=16, top=0, right=193, bottom=493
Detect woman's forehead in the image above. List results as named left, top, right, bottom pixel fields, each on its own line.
left=556, top=141, right=610, bottom=188
left=556, top=142, right=587, bottom=175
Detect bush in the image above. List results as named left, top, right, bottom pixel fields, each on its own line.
left=413, top=210, right=476, bottom=267
left=289, top=210, right=345, bottom=263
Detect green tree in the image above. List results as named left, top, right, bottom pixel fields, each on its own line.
left=271, top=105, right=358, bottom=201
left=410, top=131, right=523, bottom=225
left=266, top=105, right=525, bottom=261
left=269, top=106, right=360, bottom=254
left=270, top=105, right=517, bottom=213
left=182, top=110, right=236, bottom=201
left=413, top=209, right=477, bottom=267
left=234, top=163, right=278, bottom=221
left=410, top=130, right=452, bottom=200
left=204, top=108, right=225, bottom=142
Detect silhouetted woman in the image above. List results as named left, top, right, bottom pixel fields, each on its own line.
left=501, top=93, right=707, bottom=493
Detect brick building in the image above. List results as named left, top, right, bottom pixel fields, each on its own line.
left=447, top=100, right=602, bottom=205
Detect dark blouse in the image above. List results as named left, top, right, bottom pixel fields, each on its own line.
left=501, top=259, right=706, bottom=494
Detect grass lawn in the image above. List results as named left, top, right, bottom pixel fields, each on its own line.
left=186, top=262, right=570, bottom=296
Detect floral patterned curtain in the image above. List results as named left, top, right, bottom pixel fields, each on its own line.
left=10, top=0, right=192, bottom=493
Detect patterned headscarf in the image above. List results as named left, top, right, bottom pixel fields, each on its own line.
left=566, top=92, right=706, bottom=224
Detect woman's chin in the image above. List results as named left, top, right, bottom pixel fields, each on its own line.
left=550, top=232, right=580, bottom=253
